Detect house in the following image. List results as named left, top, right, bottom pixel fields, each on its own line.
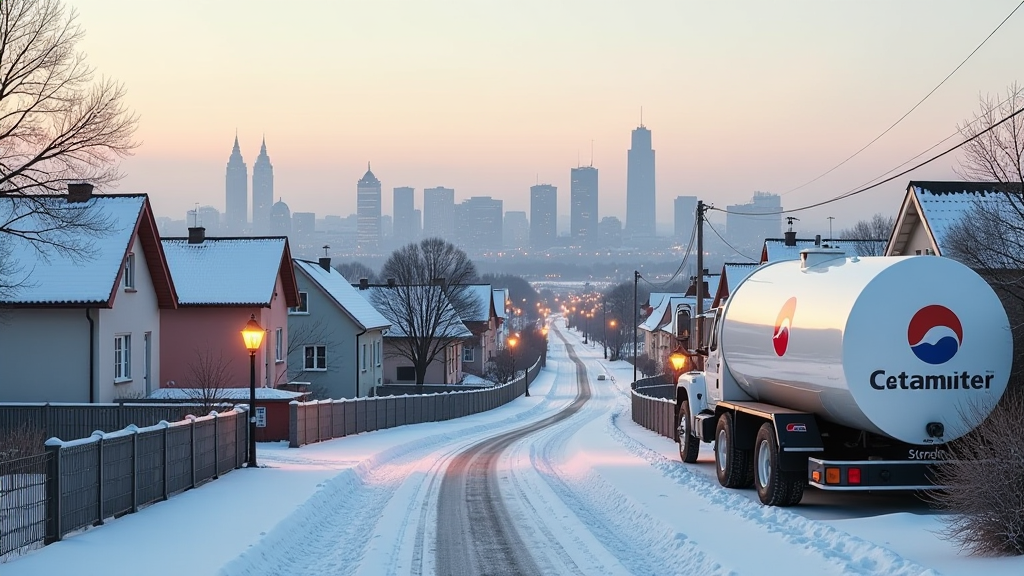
left=493, top=287, right=509, bottom=348
left=886, top=181, right=1007, bottom=258
left=711, top=262, right=759, bottom=308
left=159, top=228, right=300, bottom=393
left=638, top=294, right=701, bottom=369
left=0, top=187, right=176, bottom=402
left=459, top=284, right=499, bottom=376
left=360, top=284, right=471, bottom=385
left=290, top=257, right=390, bottom=398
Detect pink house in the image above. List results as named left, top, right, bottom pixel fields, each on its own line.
left=158, top=228, right=300, bottom=391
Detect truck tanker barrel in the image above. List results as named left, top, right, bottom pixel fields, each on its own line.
left=720, top=250, right=1012, bottom=445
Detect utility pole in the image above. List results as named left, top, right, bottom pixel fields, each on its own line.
left=695, top=201, right=705, bottom=348
left=633, top=270, right=640, bottom=384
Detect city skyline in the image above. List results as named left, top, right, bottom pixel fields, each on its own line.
left=74, top=1, right=1023, bottom=237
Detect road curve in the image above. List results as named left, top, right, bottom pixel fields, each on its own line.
left=435, top=331, right=591, bottom=576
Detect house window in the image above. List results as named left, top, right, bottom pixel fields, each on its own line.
left=361, top=343, right=367, bottom=371
left=123, top=253, right=135, bottom=290
left=303, top=345, right=326, bottom=371
left=288, top=292, right=309, bottom=314
left=396, top=366, right=415, bottom=381
left=374, top=340, right=381, bottom=367
left=463, top=345, right=475, bottom=363
left=114, top=334, right=132, bottom=382
left=275, top=328, right=283, bottom=362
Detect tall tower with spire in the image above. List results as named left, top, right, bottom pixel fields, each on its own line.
left=252, top=137, right=274, bottom=235
left=225, top=134, right=248, bottom=235
left=625, top=116, right=656, bottom=238
left=357, top=163, right=382, bottom=253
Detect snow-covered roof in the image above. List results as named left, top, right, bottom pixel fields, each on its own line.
left=162, top=237, right=287, bottom=305
left=723, top=263, right=758, bottom=286
left=147, top=388, right=306, bottom=401
left=493, top=288, right=508, bottom=319
left=910, top=181, right=1011, bottom=255
left=293, top=260, right=390, bottom=330
left=1, top=195, right=148, bottom=305
left=461, top=284, right=495, bottom=323
left=361, top=285, right=472, bottom=339
left=762, top=239, right=820, bottom=263
left=648, top=292, right=672, bottom=308
left=640, top=295, right=706, bottom=334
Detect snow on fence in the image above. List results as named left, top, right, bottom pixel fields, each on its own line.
left=289, top=358, right=543, bottom=448
left=37, top=407, right=248, bottom=548
left=0, top=403, right=207, bottom=443
left=631, top=376, right=677, bottom=440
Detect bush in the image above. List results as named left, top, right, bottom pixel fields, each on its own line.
left=928, top=386, right=1024, bottom=556
left=0, top=424, right=46, bottom=462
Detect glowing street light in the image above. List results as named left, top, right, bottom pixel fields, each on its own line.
left=241, top=314, right=265, bottom=468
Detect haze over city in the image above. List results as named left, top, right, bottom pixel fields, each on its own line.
left=75, top=1, right=1023, bottom=237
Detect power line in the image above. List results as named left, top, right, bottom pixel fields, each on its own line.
left=711, top=98, right=1024, bottom=217
left=781, top=0, right=1024, bottom=197
left=639, top=222, right=697, bottom=289
left=705, top=220, right=758, bottom=262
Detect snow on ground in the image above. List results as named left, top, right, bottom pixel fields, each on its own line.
left=5, top=324, right=1024, bottom=576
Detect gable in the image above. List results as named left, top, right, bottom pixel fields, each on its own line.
left=886, top=181, right=1007, bottom=257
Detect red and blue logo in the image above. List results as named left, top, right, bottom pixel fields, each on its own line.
left=908, top=305, right=963, bottom=365
left=773, top=297, right=797, bottom=356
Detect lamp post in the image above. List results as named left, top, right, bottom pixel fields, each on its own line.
left=669, top=346, right=689, bottom=384
left=606, top=319, right=617, bottom=360
left=509, top=334, right=526, bottom=397
left=241, top=314, right=265, bottom=468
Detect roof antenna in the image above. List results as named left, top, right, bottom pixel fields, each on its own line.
left=192, top=203, right=199, bottom=227
left=786, top=216, right=800, bottom=232
left=323, top=244, right=330, bottom=257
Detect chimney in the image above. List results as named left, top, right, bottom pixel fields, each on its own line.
left=67, top=182, right=94, bottom=203
left=359, top=278, right=369, bottom=290
left=387, top=278, right=396, bottom=287
left=784, top=230, right=797, bottom=247
left=318, top=257, right=331, bottom=271
left=187, top=227, right=206, bottom=244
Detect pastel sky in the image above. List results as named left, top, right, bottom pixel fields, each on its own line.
left=75, top=0, right=1023, bottom=236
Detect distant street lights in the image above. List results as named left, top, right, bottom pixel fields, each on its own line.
left=241, top=314, right=265, bottom=468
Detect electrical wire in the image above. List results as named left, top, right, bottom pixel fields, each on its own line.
left=711, top=98, right=1024, bottom=216
left=781, top=0, right=1024, bottom=196
left=638, top=221, right=697, bottom=289
left=705, top=220, right=758, bottom=262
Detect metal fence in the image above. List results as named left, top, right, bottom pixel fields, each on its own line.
left=290, top=358, right=543, bottom=448
left=0, top=403, right=205, bottom=442
left=631, top=376, right=677, bottom=440
left=0, top=453, right=50, bottom=560
left=40, top=407, right=247, bottom=547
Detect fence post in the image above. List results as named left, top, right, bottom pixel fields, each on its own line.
left=44, top=438, right=63, bottom=544
left=233, top=409, right=239, bottom=469
left=289, top=401, right=299, bottom=448
left=212, top=412, right=220, bottom=479
left=161, top=421, right=170, bottom=501
left=129, top=424, right=139, bottom=513
left=190, top=416, right=197, bottom=489
left=95, top=431, right=105, bottom=526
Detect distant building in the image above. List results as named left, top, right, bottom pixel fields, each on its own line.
left=726, top=191, right=782, bottom=256
left=411, top=209, right=422, bottom=239
left=571, top=166, right=599, bottom=246
left=626, top=124, right=656, bottom=237
left=357, top=164, right=382, bottom=253
left=530, top=184, right=557, bottom=249
left=599, top=216, right=623, bottom=248
left=292, top=211, right=316, bottom=246
left=503, top=211, right=529, bottom=249
left=252, top=137, right=274, bottom=235
left=224, top=135, right=248, bottom=234
left=270, top=199, right=291, bottom=236
left=674, top=196, right=697, bottom=242
left=393, top=186, right=416, bottom=246
left=455, top=196, right=503, bottom=250
left=423, top=186, right=455, bottom=240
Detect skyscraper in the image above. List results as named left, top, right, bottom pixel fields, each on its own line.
left=224, top=135, right=248, bottom=234
left=423, top=186, right=455, bottom=240
left=674, top=195, right=698, bottom=241
left=393, top=186, right=416, bottom=246
left=570, top=166, right=599, bottom=246
left=357, top=163, right=382, bottom=253
left=626, top=123, right=656, bottom=237
left=530, top=184, right=557, bottom=249
left=455, top=196, right=503, bottom=250
left=252, top=137, right=274, bottom=235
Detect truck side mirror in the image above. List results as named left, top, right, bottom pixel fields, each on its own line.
left=696, top=346, right=708, bottom=356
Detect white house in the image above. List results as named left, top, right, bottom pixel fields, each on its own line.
left=886, top=181, right=1007, bottom=258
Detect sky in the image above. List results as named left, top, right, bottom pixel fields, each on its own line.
left=73, top=1, right=1024, bottom=237
left=8, top=327, right=1024, bottom=575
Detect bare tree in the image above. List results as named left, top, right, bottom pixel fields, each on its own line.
left=372, top=238, right=478, bottom=386
left=335, top=261, right=378, bottom=284
left=182, top=348, right=233, bottom=412
left=838, top=213, right=893, bottom=256
left=0, top=0, right=139, bottom=293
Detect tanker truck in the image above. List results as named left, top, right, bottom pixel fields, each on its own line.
left=675, top=248, right=1013, bottom=506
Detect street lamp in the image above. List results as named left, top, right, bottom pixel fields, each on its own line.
left=669, top=346, right=690, bottom=383
left=241, top=314, right=265, bottom=468
left=509, top=334, right=527, bottom=397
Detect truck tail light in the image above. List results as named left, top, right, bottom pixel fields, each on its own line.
left=825, top=467, right=841, bottom=484
left=811, top=470, right=821, bottom=483
left=848, top=467, right=861, bottom=485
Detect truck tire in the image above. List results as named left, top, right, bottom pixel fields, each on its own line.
left=677, top=401, right=700, bottom=463
left=715, top=413, right=752, bottom=488
left=753, top=423, right=804, bottom=506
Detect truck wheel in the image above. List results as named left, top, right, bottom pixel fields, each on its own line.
left=754, top=423, right=803, bottom=507
left=715, top=413, right=751, bottom=488
left=677, top=401, right=700, bottom=463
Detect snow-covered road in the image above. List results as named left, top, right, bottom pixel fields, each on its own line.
left=7, top=324, right=1024, bottom=576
